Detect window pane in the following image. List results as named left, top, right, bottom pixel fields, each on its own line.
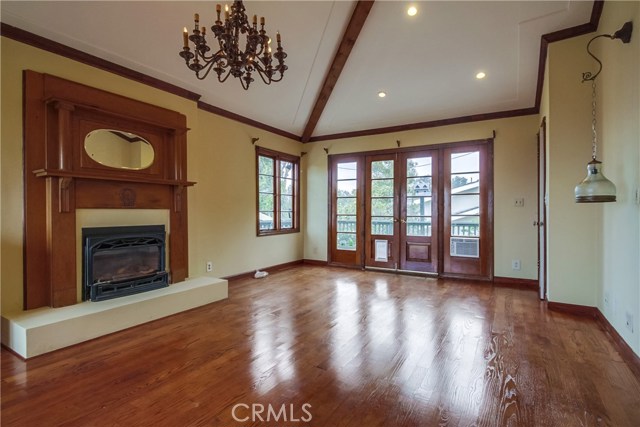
left=259, top=174, right=273, bottom=193
left=406, top=217, right=431, bottom=236
left=371, top=160, right=394, bottom=179
left=451, top=215, right=480, bottom=236
left=451, top=173, right=479, bottom=191
left=337, top=197, right=357, bottom=215
left=371, top=198, right=394, bottom=216
left=407, top=157, right=431, bottom=177
left=337, top=215, right=357, bottom=232
left=371, top=179, right=393, bottom=197
left=280, top=161, right=294, bottom=179
left=259, top=156, right=274, bottom=175
left=281, top=195, right=293, bottom=212
left=337, top=180, right=357, bottom=197
left=406, top=196, right=432, bottom=216
left=451, top=151, right=479, bottom=173
left=259, top=211, right=274, bottom=230
left=451, top=194, right=479, bottom=215
left=337, top=233, right=357, bottom=251
left=259, top=193, right=274, bottom=212
left=281, top=211, right=293, bottom=229
left=371, top=217, right=394, bottom=235
left=407, top=177, right=432, bottom=196
left=281, top=178, right=293, bottom=195
left=337, top=162, right=357, bottom=180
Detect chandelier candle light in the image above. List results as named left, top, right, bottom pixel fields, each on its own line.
left=574, top=21, right=633, bottom=203
left=179, top=1, right=287, bottom=90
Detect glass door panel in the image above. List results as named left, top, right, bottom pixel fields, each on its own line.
left=365, top=155, right=398, bottom=268
left=399, top=152, right=437, bottom=272
left=444, top=146, right=491, bottom=277
left=331, top=158, right=363, bottom=265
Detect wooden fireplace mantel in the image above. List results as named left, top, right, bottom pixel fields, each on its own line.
left=23, top=70, right=195, bottom=309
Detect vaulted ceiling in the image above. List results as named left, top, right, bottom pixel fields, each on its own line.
left=1, top=1, right=596, bottom=141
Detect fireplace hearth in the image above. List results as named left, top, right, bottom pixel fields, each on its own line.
left=82, top=225, right=168, bottom=301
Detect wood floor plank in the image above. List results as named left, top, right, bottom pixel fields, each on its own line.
left=2, top=266, right=640, bottom=426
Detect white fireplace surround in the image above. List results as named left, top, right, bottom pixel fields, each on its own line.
left=1, top=276, right=228, bottom=358
left=0, top=208, right=228, bottom=359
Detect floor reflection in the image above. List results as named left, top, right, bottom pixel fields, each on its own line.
left=250, top=292, right=296, bottom=394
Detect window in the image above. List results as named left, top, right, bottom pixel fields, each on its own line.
left=256, top=147, right=300, bottom=235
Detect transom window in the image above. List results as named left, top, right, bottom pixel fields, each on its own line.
left=256, top=147, right=300, bottom=236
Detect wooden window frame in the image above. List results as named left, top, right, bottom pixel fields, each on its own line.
left=256, top=147, right=300, bottom=236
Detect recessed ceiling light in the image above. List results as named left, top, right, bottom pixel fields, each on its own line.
left=378, top=91, right=387, bottom=98
left=476, top=72, right=486, bottom=79
left=407, top=6, right=418, bottom=16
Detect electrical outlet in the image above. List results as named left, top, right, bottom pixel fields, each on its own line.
left=206, top=261, right=213, bottom=272
left=626, top=312, right=634, bottom=333
left=512, top=259, right=521, bottom=270
left=514, top=198, right=525, bottom=207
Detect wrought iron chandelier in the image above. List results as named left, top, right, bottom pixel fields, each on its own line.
left=574, top=21, right=632, bottom=203
left=179, top=0, right=287, bottom=90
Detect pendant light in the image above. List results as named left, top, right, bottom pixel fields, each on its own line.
left=574, top=21, right=633, bottom=203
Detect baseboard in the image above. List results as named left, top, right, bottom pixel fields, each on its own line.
left=302, top=259, right=328, bottom=266
left=595, top=309, right=640, bottom=380
left=547, top=301, right=598, bottom=318
left=547, top=301, right=640, bottom=380
left=493, top=276, right=538, bottom=291
left=223, top=260, right=305, bottom=281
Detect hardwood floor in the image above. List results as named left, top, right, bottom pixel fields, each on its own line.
left=2, top=266, right=640, bottom=426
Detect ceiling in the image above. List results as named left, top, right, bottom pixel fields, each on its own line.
left=1, top=1, right=595, bottom=141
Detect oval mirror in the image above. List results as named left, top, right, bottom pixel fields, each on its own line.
left=84, top=129, right=154, bottom=170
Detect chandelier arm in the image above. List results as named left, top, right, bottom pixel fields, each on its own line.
left=218, top=68, right=233, bottom=84
left=196, top=59, right=221, bottom=81
left=252, top=65, right=273, bottom=85
left=581, top=34, right=612, bottom=82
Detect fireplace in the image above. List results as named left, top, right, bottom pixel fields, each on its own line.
left=82, top=225, right=168, bottom=301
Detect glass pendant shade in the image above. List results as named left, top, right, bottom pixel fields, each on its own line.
left=574, top=158, right=616, bottom=203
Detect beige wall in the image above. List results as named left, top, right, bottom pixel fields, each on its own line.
left=546, top=33, right=601, bottom=307
left=596, top=0, right=640, bottom=355
left=189, top=109, right=303, bottom=280
left=304, top=115, right=540, bottom=280
left=0, top=37, right=302, bottom=314
left=543, top=0, right=639, bottom=355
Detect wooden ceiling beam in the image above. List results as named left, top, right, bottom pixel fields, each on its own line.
left=300, top=1, right=375, bottom=143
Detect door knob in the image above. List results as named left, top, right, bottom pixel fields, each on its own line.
left=534, top=221, right=544, bottom=226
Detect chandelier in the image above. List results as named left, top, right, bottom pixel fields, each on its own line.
left=179, top=0, right=287, bottom=90
left=574, top=21, right=632, bottom=203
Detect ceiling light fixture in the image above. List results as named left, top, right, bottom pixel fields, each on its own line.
left=407, top=6, right=418, bottom=16
left=378, top=91, right=387, bottom=98
left=574, top=21, right=633, bottom=203
left=476, top=72, right=486, bottom=79
left=179, top=0, right=287, bottom=90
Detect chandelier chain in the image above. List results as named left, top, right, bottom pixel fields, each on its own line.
left=591, top=80, right=597, bottom=160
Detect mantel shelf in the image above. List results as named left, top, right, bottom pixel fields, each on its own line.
left=33, top=169, right=196, bottom=187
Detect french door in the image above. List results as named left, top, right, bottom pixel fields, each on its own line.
left=364, top=151, right=438, bottom=273
left=328, top=140, right=492, bottom=279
